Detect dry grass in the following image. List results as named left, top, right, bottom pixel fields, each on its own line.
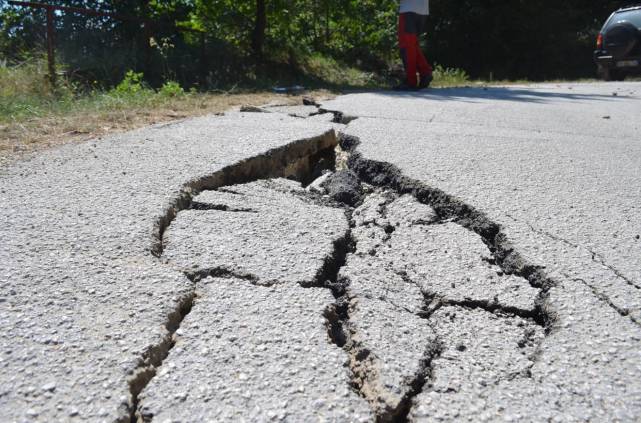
left=0, top=89, right=335, bottom=166
left=0, top=57, right=504, bottom=167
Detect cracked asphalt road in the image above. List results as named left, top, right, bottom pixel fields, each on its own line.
left=323, top=82, right=641, bottom=421
left=0, top=114, right=338, bottom=422
left=2, top=82, right=641, bottom=422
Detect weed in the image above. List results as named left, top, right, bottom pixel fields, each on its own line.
left=159, top=81, right=185, bottom=98
left=432, top=64, right=470, bottom=87
left=112, top=70, right=148, bottom=96
left=300, top=54, right=382, bottom=88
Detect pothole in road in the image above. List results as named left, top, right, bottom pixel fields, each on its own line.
left=129, top=123, right=554, bottom=422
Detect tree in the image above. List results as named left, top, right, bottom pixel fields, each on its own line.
left=252, top=0, right=266, bottom=57
left=1, top=0, right=632, bottom=83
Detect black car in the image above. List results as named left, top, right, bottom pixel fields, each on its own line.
left=594, top=5, right=641, bottom=81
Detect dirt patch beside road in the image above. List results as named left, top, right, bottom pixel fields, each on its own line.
left=0, top=90, right=334, bottom=167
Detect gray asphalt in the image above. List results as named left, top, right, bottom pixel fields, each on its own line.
left=322, top=82, right=641, bottom=421
left=162, top=178, right=348, bottom=286
left=138, top=277, right=372, bottom=422
left=2, top=82, right=640, bottom=422
left=142, top=178, right=372, bottom=420
left=0, top=113, right=339, bottom=422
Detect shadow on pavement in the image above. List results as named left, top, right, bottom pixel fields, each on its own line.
left=345, top=85, right=637, bottom=104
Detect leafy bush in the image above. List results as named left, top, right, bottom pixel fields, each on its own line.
left=159, top=81, right=184, bottom=97
left=112, top=71, right=147, bottom=96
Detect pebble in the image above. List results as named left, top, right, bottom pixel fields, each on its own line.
left=42, top=382, right=56, bottom=392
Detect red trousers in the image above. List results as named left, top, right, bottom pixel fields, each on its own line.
left=398, top=13, right=433, bottom=87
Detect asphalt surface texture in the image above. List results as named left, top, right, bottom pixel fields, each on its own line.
left=1, top=82, right=640, bottom=422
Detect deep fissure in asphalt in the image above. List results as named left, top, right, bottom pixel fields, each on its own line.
left=186, top=267, right=260, bottom=285
left=130, top=134, right=340, bottom=422
left=189, top=201, right=258, bottom=213
left=315, top=165, right=547, bottom=421
left=131, top=107, right=568, bottom=421
left=335, top=131, right=556, bottom=420
left=150, top=131, right=337, bottom=257
left=313, top=185, right=442, bottom=423
left=341, top=134, right=556, bottom=330
left=316, top=180, right=444, bottom=422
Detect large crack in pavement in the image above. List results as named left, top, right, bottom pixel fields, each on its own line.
left=129, top=105, right=585, bottom=422
left=334, top=170, right=547, bottom=422
left=3, top=89, right=638, bottom=423
left=342, top=132, right=641, bottom=331
left=341, top=133, right=556, bottom=306
left=334, top=133, right=558, bottom=419
left=150, top=131, right=337, bottom=257
left=318, top=195, right=442, bottom=423
left=136, top=172, right=377, bottom=421
left=126, top=133, right=346, bottom=422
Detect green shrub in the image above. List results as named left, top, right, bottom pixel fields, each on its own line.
left=159, top=81, right=184, bottom=97
left=112, top=70, right=147, bottom=96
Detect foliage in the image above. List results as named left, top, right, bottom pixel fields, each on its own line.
left=432, top=65, right=470, bottom=87
left=112, top=70, right=147, bottom=96
left=0, top=0, right=634, bottom=86
left=300, top=54, right=381, bottom=87
left=0, top=63, right=178, bottom=122
left=159, top=80, right=185, bottom=97
left=0, top=56, right=51, bottom=99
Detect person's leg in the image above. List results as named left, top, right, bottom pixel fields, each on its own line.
left=416, top=46, right=433, bottom=88
left=398, top=13, right=419, bottom=87
left=416, top=46, right=433, bottom=78
left=415, top=15, right=433, bottom=88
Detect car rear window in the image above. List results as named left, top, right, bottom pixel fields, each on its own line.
left=607, top=10, right=641, bottom=29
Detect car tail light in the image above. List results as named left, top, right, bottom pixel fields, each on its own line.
left=597, top=33, right=603, bottom=49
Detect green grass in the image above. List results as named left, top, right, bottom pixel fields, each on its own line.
left=299, top=54, right=384, bottom=88
left=0, top=58, right=63, bottom=121
left=297, top=57, right=474, bottom=89
left=0, top=55, right=376, bottom=124
left=431, top=64, right=471, bottom=88
left=0, top=61, right=191, bottom=123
